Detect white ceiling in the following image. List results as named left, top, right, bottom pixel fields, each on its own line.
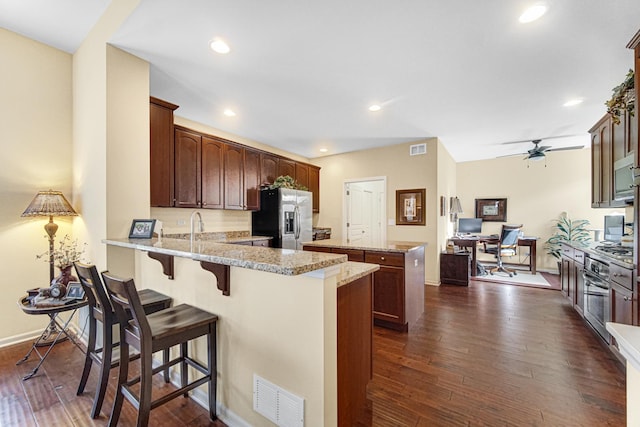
left=1, top=0, right=639, bottom=162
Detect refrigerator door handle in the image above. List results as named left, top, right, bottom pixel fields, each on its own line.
left=294, top=205, right=300, bottom=240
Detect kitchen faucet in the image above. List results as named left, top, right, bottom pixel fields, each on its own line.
left=190, top=210, right=204, bottom=249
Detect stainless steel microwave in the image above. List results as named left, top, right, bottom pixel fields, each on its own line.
left=613, top=154, right=634, bottom=201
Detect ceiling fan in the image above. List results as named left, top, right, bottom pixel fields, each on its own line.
left=499, top=135, right=584, bottom=161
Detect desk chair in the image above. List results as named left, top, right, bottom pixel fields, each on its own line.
left=483, top=224, right=522, bottom=277
left=74, top=262, right=173, bottom=419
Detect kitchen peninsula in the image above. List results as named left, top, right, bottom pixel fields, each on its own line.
left=303, top=239, right=426, bottom=331
left=103, top=236, right=378, bottom=426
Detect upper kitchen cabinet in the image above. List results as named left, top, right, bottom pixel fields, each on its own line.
left=244, top=148, right=261, bottom=211
left=174, top=127, right=202, bottom=208
left=308, top=165, right=320, bottom=213
left=295, top=163, right=309, bottom=190
left=223, top=142, right=245, bottom=210
left=260, top=153, right=278, bottom=186
left=201, top=136, right=224, bottom=209
left=150, top=97, right=179, bottom=207
left=278, top=158, right=296, bottom=179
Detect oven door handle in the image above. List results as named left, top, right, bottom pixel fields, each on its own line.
left=584, top=280, right=609, bottom=292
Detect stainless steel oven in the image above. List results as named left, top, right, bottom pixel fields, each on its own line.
left=583, top=256, right=610, bottom=341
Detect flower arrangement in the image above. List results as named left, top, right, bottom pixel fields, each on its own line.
left=37, top=234, right=87, bottom=269
left=268, top=175, right=308, bottom=191
left=605, top=69, right=635, bottom=125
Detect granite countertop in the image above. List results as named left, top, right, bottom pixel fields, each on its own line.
left=562, top=240, right=634, bottom=268
left=302, top=238, right=426, bottom=253
left=103, top=237, right=347, bottom=276
left=335, top=262, right=379, bottom=287
left=163, top=231, right=271, bottom=244
left=606, top=322, right=640, bottom=371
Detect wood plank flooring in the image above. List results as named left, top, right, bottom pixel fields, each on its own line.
left=1, top=277, right=626, bottom=426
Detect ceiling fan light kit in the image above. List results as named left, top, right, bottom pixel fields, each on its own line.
left=498, top=135, right=584, bottom=163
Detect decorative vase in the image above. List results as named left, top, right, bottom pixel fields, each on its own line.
left=52, top=265, right=77, bottom=287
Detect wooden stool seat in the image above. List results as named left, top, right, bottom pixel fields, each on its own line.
left=102, top=271, right=218, bottom=427
left=73, top=262, right=173, bottom=419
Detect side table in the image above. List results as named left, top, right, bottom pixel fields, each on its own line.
left=440, top=252, right=471, bottom=286
left=16, top=296, right=87, bottom=380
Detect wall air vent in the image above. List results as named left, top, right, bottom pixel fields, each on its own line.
left=253, top=374, right=304, bottom=427
left=410, top=143, right=427, bottom=156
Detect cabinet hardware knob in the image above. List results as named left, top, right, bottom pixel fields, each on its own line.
left=203, top=202, right=207, bottom=206
left=381, top=257, right=385, bottom=260
left=624, top=296, right=630, bottom=301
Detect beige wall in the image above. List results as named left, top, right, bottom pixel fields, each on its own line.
left=312, top=139, right=439, bottom=284
left=0, top=29, right=74, bottom=345
left=457, top=149, right=625, bottom=271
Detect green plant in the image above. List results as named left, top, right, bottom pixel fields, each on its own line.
left=269, top=175, right=308, bottom=191
left=605, top=69, right=635, bottom=125
left=545, top=212, right=591, bottom=260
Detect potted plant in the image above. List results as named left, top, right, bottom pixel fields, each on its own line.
left=605, top=69, right=635, bottom=125
left=268, top=175, right=308, bottom=191
left=545, top=212, right=591, bottom=264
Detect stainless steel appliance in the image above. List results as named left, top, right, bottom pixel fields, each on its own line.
left=594, top=244, right=634, bottom=265
left=583, top=255, right=610, bottom=341
left=251, top=188, right=312, bottom=250
left=613, top=154, right=634, bottom=202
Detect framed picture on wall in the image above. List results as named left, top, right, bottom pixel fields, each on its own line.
left=396, top=189, right=426, bottom=225
left=475, top=198, right=507, bottom=222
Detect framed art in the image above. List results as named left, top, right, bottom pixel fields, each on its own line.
left=129, top=219, right=156, bottom=238
left=396, top=189, right=426, bottom=225
left=65, top=282, right=85, bottom=300
left=475, top=198, right=507, bottom=222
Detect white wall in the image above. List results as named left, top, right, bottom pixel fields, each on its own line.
left=0, top=29, right=74, bottom=345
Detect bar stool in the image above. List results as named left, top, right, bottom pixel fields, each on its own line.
left=73, top=262, right=173, bottom=419
left=101, top=271, right=218, bottom=427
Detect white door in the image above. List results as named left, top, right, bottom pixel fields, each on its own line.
left=346, top=181, right=383, bottom=245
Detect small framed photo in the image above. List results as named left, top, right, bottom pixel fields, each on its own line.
left=129, top=219, right=156, bottom=239
left=66, top=282, right=85, bottom=300
left=396, top=189, right=426, bottom=225
left=475, top=198, right=507, bottom=222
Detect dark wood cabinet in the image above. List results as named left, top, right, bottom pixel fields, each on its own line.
left=260, top=153, right=278, bottom=186
left=277, top=158, right=296, bottom=179
left=589, top=115, right=613, bottom=208
left=610, top=263, right=636, bottom=327
left=295, top=163, right=309, bottom=190
left=331, top=248, right=365, bottom=262
left=223, top=143, right=245, bottom=210
left=440, top=252, right=470, bottom=286
left=201, top=136, right=224, bottom=209
left=150, top=97, right=178, bottom=207
left=244, top=148, right=261, bottom=211
left=174, top=127, right=201, bottom=208
left=308, top=165, right=320, bottom=212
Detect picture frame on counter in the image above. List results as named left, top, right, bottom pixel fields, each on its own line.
left=129, top=219, right=156, bottom=239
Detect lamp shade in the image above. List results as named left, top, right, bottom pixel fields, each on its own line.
left=450, top=197, right=463, bottom=215
left=21, top=190, right=78, bottom=217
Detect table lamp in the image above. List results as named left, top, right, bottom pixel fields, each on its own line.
left=450, top=197, right=463, bottom=234
left=21, top=190, right=78, bottom=283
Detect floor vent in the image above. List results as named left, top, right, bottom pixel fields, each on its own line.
left=253, top=374, right=304, bottom=427
left=410, top=143, right=427, bottom=156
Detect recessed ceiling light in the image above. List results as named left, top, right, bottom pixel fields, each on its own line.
left=319, top=148, right=328, bottom=153
left=368, top=104, right=382, bottom=112
left=563, top=99, right=583, bottom=107
left=210, top=38, right=230, bottom=54
left=519, top=4, right=548, bottom=23
left=223, top=109, right=236, bottom=117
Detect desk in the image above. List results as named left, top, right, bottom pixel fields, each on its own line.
left=451, top=236, right=538, bottom=276
left=17, top=296, right=87, bottom=380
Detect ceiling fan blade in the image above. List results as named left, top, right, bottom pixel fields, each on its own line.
left=546, top=145, right=585, bottom=152
left=496, top=152, right=527, bottom=158
left=499, top=134, right=578, bottom=145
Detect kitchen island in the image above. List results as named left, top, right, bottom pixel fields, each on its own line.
left=103, top=236, right=378, bottom=427
left=303, top=239, right=426, bottom=331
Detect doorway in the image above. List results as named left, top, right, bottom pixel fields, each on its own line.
left=343, top=177, right=387, bottom=245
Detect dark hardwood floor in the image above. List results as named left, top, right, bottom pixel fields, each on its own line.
left=365, top=279, right=626, bottom=426
left=2, top=278, right=626, bottom=426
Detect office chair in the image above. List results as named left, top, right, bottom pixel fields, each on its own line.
left=483, top=224, right=522, bottom=277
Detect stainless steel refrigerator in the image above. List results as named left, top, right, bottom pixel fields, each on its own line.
left=252, top=188, right=312, bottom=250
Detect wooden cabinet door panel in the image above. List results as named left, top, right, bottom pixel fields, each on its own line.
left=332, top=248, right=365, bottom=262
left=303, top=245, right=332, bottom=253
left=308, top=165, right=320, bottom=212
left=611, top=282, right=633, bottom=325
left=295, top=163, right=309, bottom=189
left=244, top=148, right=261, bottom=211
left=150, top=99, right=177, bottom=207
left=278, top=158, right=296, bottom=179
left=373, top=266, right=405, bottom=324
left=261, top=153, right=278, bottom=186
left=224, top=143, right=245, bottom=210
left=174, top=128, right=201, bottom=208
left=201, top=136, right=224, bottom=209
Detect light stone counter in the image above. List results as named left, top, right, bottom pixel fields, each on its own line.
left=606, top=322, right=640, bottom=426
left=103, top=237, right=347, bottom=276
left=302, top=238, right=426, bottom=253
left=336, top=261, right=380, bottom=287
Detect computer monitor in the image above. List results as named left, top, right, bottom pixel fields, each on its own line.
left=458, top=218, right=482, bottom=234
left=604, top=215, right=624, bottom=243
